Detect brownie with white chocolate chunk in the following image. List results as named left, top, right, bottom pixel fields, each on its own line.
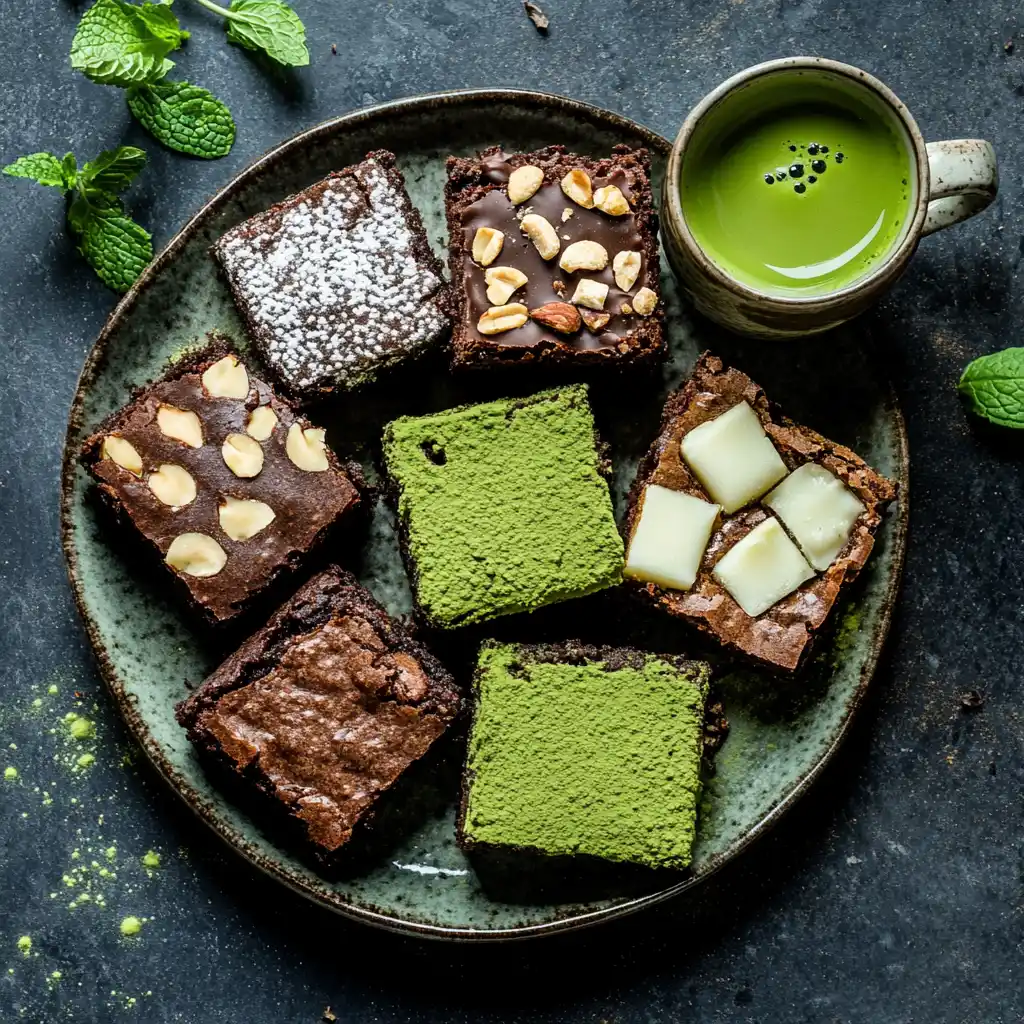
left=623, top=353, right=897, bottom=673
left=80, top=340, right=363, bottom=625
left=213, top=150, right=449, bottom=400
left=445, top=145, right=665, bottom=369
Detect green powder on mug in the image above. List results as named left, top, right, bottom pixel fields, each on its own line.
left=681, top=74, right=914, bottom=296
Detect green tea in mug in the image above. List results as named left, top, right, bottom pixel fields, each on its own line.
left=680, top=72, right=915, bottom=296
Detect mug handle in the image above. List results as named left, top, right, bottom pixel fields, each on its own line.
left=922, top=140, right=998, bottom=236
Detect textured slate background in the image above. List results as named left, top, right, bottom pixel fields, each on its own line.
left=2, top=1, right=1023, bottom=1021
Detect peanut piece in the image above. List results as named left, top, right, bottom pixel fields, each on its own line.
left=286, top=424, right=330, bottom=472
left=472, top=227, right=504, bottom=266
left=570, top=278, right=609, bottom=310
left=484, top=266, right=528, bottom=305
left=477, top=303, right=529, bottom=335
left=520, top=214, right=560, bottom=260
left=559, top=239, right=609, bottom=274
left=613, top=250, right=642, bottom=291
left=201, top=355, right=249, bottom=399
left=165, top=533, right=227, bottom=578
left=560, top=168, right=594, bottom=208
left=593, top=184, right=630, bottom=216
left=245, top=405, right=278, bottom=441
left=221, top=433, right=264, bottom=478
left=219, top=497, right=276, bottom=541
left=632, top=287, right=658, bottom=315
left=101, top=436, right=143, bottom=476
left=157, top=405, right=203, bottom=448
left=147, top=464, right=196, bottom=508
left=507, top=165, right=543, bottom=204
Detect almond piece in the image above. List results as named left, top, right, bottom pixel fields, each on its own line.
left=507, top=165, right=543, bottom=205
left=147, top=464, right=197, bottom=508
left=245, top=405, right=278, bottom=441
left=201, top=355, right=249, bottom=399
left=560, top=168, right=594, bottom=208
left=165, top=533, right=227, bottom=578
left=472, top=226, right=504, bottom=266
left=559, top=239, right=609, bottom=274
left=520, top=214, right=560, bottom=260
left=101, top=435, right=143, bottom=476
left=529, top=302, right=582, bottom=334
left=613, top=250, right=642, bottom=292
left=633, top=286, right=658, bottom=316
left=221, top=433, right=264, bottom=478
left=484, top=266, right=528, bottom=305
left=219, top=496, right=276, bottom=541
left=593, top=184, right=630, bottom=216
left=157, top=405, right=203, bottom=448
left=286, top=424, right=330, bottom=472
left=477, top=303, right=529, bottom=335
left=570, top=278, right=609, bottom=310
left=580, top=309, right=612, bottom=332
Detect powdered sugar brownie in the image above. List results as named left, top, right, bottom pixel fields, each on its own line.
left=213, top=150, right=449, bottom=400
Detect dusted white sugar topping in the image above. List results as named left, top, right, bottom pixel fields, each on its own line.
left=216, top=158, right=446, bottom=392
left=625, top=484, right=720, bottom=591
left=680, top=401, right=788, bottom=513
left=764, top=463, right=865, bottom=570
left=712, top=517, right=815, bottom=618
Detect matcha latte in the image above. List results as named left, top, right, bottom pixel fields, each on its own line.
left=680, top=74, right=915, bottom=296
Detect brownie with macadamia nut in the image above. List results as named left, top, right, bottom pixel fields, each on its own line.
left=80, top=339, right=363, bottom=624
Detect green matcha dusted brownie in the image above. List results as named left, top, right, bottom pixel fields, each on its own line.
left=382, top=385, right=623, bottom=628
left=458, top=641, right=712, bottom=871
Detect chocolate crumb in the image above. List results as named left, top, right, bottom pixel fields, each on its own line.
left=959, top=689, right=985, bottom=711
left=524, top=1, right=550, bottom=32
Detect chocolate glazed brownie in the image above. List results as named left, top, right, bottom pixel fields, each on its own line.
left=177, top=568, right=462, bottom=866
left=623, top=353, right=897, bottom=673
left=445, top=144, right=665, bottom=369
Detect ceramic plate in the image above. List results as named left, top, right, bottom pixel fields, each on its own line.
left=60, top=89, right=908, bottom=940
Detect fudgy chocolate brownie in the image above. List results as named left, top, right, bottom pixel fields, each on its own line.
left=176, top=568, right=462, bottom=864
left=623, top=353, right=897, bottom=673
left=445, top=144, right=665, bottom=369
left=80, top=340, right=363, bottom=624
left=213, top=150, right=449, bottom=400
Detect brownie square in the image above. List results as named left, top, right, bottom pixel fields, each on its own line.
left=623, top=353, right=898, bottom=672
left=445, top=144, right=665, bottom=369
left=176, top=568, right=461, bottom=863
left=213, top=150, right=449, bottom=400
left=458, top=642, right=711, bottom=871
left=80, top=340, right=363, bottom=624
left=382, top=384, right=624, bottom=629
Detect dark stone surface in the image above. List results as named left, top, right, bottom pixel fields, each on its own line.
left=1, top=1, right=1022, bottom=1021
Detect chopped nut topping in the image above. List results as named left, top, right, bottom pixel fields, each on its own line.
left=147, top=464, right=197, bottom=508
left=593, top=184, right=630, bottom=216
left=472, top=226, right=505, bottom=266
left=286, top=423, right=330, bottom=472
left=559, top=239, right=609, bottom=274
left=529, top=301, right=582, bottom=334
left=551, top=279, right=567, bottom=297
left=245, top=405, right=278, bottom=441
left=560, top=168, right=594, bottom=208
left=633, top=286, right=658, bottom=315
left=221, top=433, right=264, bottom=478
left=165, top=533, right=227, bottom=578
left=520, top=214, right=560, bottom=260
left=613, top=250, right=642, bottom=291
left=157, top=405, right=203, bottom=448
left=219, top=496, right=276, bottom=541
left=580, top=309, right=611, bottom=332
left=478, top=302, right=530, bottom=335
left=201, top=355, right=249, bottom=399
left=101, top=435, right=143, bottom=476
left=571, top=278, right=609, bottom=310
left=561, top=207, right=574, bottom=223
left=620, top=302, right=634, bottom=315
left=507, top=165, right=544, bottom=205
left=484, top=266, right=528, bottom=305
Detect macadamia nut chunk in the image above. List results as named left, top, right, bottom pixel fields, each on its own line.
left=625, top=485, right=720, bottom=591
left=680, top=401, right=788, bottom=513
left=764, top=463, right=865, bottom=570
left=712, top=518, right=815, bottom=617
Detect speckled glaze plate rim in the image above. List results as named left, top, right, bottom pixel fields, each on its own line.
left=59, top=87, right=909, bottom=942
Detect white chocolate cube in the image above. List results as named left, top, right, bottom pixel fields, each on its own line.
left=712, top=517, right=815, bottom=617
left=764, top=463, right=865, bottom=570
left=680, top=401, right=788, bottom=513
left=624, top=485, right=720, bottom=591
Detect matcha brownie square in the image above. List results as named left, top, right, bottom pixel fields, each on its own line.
left=382, top=385, right=624, bottom=628
left=458, top=642, right=711, bottom=871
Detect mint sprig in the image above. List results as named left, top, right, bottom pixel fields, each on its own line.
left=958, top=348, right=1024, bottom=429
left=191, top=0, right=309, bottom=66
left=127, top=81, right=236, bottom=158
left=3, top=146, right=153, bottom=293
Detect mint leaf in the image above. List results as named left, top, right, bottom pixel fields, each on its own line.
left=127, top=82, right=236, bottom=158
left=2, top=152, right=74, bottom=192
left=70, top=0, right=184, bottom=87
left=79, top=146, right=147, bottom=194
left=958, top=348, right=1024, bottom=429
left=62, top=153, right=80, bottom=188
left=225, top=0, right=308, bottom=66
left=70, top=194, right=153, bottom=293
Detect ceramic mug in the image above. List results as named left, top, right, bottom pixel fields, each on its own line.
left=661, top=56, right=998, bottom=338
